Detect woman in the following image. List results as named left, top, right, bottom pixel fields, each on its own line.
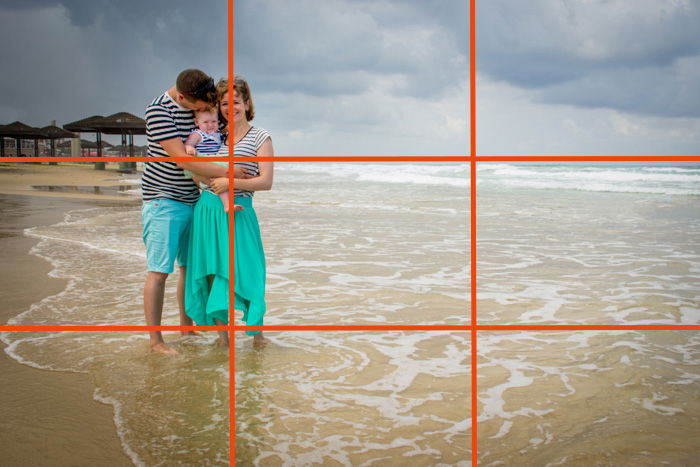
left=185, top=76, right=273, bottom=347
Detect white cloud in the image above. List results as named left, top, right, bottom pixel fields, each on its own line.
left=477, top=76, right=700, bottom=156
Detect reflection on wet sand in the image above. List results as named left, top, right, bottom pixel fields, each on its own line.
left=31, top=184, right=139, bottom=195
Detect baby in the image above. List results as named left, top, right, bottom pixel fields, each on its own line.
left=185, top=108, right=231, bottom=212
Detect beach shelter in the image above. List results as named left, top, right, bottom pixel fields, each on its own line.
left=64, top=113, right=145, bottom=171
left=63, top=115, right=107, bottom=169
left=89, top=112, right=145, bottom=172
left=0, top=121, right=49, bottom=157
left=40, top=125, right=77, bottom=163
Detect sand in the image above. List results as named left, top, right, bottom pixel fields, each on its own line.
left=0, top=161, right=140, bottom=201
left=0, top=162, right=139, bottom=466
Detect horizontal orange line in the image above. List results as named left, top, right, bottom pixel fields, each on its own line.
left=0, top=325, right=469, bottom=332
left=0, top=326, right=230, bottom=332
left=3, top=156, right=470, bottom=163
left=4, top=155, right=699, bottom=163
left=476, top=156, right=700, bottom=162
left=2, top=325, right=699, bottom=332
left=477, top=325, right=700, bottom=331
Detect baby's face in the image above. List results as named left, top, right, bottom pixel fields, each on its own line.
left=195, top=111, right=219, bottom=133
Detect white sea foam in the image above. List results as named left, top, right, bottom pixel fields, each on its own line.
left=477, top=163, right=700, bottom=195
left=279, top=162, right=469, bottom=187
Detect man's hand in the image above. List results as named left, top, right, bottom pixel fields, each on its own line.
left=233, top=166, right=253, bottom=179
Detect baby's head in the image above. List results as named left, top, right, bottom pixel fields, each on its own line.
left=194, top=108, right=219, bottom=133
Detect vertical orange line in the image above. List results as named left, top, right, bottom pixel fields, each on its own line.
left=470, top=0, right=477, bottom=159
left=470, top=0, right=478, bottom=465
left=228, top=0, right=236, bottom=466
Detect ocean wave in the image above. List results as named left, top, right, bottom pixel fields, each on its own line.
left=280, top=163, right=469, bottom=187
left=477, top=164, right=700, bottom=195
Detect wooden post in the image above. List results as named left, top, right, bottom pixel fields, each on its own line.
left=71, top=136, right=81, bottom=157
left=49, top=139, right=57, bottom=165
left=95, top=132, right=105, bottom=170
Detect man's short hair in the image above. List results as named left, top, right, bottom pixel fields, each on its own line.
left=176, top=69, right=217, bottom=104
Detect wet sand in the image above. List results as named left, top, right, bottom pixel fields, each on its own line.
left=0, top=161, right=139, bottom=200
left=0, top=164, right=138, bottom=466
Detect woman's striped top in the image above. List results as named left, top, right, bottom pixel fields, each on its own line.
left=229, top=127, right=271, bottom=198
left=142, top=92, right=199, bottom=204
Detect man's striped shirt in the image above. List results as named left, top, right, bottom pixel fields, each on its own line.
left=142, top=92, right=199, bottom=204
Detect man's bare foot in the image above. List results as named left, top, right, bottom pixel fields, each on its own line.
left=252, top=333, right=267, bottom=348
left=151, top=342, right=179, bottom=355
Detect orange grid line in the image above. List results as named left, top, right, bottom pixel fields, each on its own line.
left=1, top=0, right=698, bottom=465
left=229, top=0, right=236, bottom=464
left=5, top=155, right=700, bottom=164
left=470, top=0, right=478, bottom=462
left=4, top=324, right=700, bottom=333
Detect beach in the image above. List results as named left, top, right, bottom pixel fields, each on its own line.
left=0, top=163, right=137, bottom=466
left=0, top=161, right=698, bottom=465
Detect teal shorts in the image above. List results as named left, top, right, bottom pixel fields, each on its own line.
left=142, top=198, right=194, bottom=273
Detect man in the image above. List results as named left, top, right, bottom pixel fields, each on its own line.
left=142, top=69, right=228, bottom=355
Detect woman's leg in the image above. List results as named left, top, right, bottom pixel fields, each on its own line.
left=253, top=331, right=266, bottom=348
left=214, top=318, right=229, bottom=347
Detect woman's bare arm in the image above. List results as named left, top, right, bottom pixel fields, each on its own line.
left=231, top=138, right=274, bottom=192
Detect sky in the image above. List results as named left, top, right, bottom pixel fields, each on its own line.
left=0, top=0, right=698, bottom=156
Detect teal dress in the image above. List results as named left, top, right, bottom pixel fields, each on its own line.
left=184, top=143, right=266, bottom=335
left=185, top=189, right=230, bottom=325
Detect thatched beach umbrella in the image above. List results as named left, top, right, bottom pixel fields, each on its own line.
left=0, top=121, right=48, bottom=157
left=64, top=113, right=145, bottom=171
left=63, top=115, right=107, bottom=169
left=40, top=125, right=77, bottom=163
left=90, top=112, right=146, bottom=172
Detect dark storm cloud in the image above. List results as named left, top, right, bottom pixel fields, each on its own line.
left=0, top=0, right=226, bottom=128
left=477, top=0, right=700, bottom=117
left=235, top=0, right=468, bottom=99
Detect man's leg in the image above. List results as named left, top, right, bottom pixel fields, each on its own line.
left=144, top=271, right=178, bottom=355
left=177, top=265, right=198, bottom=336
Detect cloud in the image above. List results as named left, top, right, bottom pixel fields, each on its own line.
left=0, top=1, right=227, bottom=133
left=477, top=76, right=700, bottom=156
left=235, top=0, right=467, bottom=99
left=477, top=0, right=700, bottom=117
left=235, top=0, right=469, bottom=156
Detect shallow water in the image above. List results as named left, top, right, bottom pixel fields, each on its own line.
left=235, top=332, right=470, bottom=466
left=2, top=162, right=699, bottom=465
left=1, top=331, right=230, bottom=466
left=476, top=184, right=700, bottom=325
left=477, top=331, right=700, bottom=466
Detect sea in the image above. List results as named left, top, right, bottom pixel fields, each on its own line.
left=2, top=162, right=699, bottom=465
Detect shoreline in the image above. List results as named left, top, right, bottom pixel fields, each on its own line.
left=0, top=164, right=138, bottom=466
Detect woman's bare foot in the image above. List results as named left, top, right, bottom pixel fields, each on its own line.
left=180, top=330, right=203, bottom=337
left=214, top=319, right=229, bottom=347
left=252, top=332, right=267, bottom=348
left=151, top=342, right=179, bottom=355
left=217, top=331, right=230, bottom=347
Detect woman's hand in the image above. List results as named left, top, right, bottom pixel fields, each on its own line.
left=209, top=177, right=229, bottom=194
left=192, top=174, right=209, bottom=186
